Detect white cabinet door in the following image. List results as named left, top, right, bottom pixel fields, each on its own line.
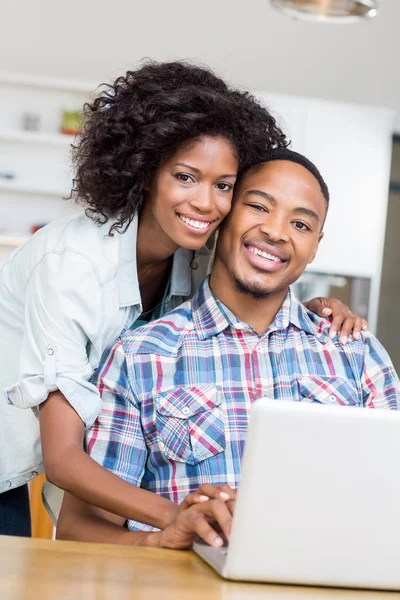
left=255, top=92, right=308, bottom=153
left=303, top=98, right=394, bottom=279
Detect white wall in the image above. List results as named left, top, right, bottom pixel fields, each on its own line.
left=0, top=0, right=398, bottom=128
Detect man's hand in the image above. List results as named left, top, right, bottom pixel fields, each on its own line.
left=304, top=296, right=368, bottom=345
left=155, top=485, right=236, bottom=550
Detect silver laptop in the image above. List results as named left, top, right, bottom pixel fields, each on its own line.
left=193, top=399, right=400, bottom=589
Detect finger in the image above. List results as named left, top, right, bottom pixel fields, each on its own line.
left=180, top=492, right=209, bottom=510
left=329, top=311, right=347, bottom=339
left=189, top=514, right=224, bottom=548
left=339, top=315, right=357, bottom=344
left=193, top=499, right=233, bottom=542
left=193, top=483, right=235, bottom=502
left=362, top=319, right=368, bottom=331
left=348, top=316, right=364, bottom=342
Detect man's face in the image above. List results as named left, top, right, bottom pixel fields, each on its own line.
left=214, top=160, right=326, bottom=299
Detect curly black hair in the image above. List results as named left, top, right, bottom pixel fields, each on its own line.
left=72, top=60, right=287, bottom=233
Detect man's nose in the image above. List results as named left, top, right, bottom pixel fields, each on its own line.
left=259, top=215, right=289, bottom=242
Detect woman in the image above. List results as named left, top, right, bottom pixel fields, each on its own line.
left=0, top=61, right=365, bottom=536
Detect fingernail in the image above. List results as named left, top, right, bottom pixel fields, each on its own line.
left=329, top=330, right=336, bottom=339
left=353, top=332, right=360, bottom=340
left=219, top=492, right=230, bottom=501
left=362, top=324, right=368, bottom=331
left=197, top=495, right=209, bottom=502
left=341, top=336, right=348, bottom=345
left=321, top=308, right=331, bottom=315
left=213, top=536, right=224, bottom=547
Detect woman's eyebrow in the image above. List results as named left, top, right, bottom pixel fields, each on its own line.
left=174, top=162, right=236, bottom=178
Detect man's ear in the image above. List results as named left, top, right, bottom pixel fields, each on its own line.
left=307, top=231, right=324, bottom=265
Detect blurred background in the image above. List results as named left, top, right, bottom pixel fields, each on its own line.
left=0, top=0, right=398, bottom=367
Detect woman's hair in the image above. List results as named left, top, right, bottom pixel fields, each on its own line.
left=72, top=60, right=287, bottom=233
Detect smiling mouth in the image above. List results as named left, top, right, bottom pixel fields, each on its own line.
left=177, top=214, right=214, bottom=231
left=247, top=245, right=286, bottom=263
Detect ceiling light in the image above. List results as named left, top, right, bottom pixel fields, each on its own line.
left=271, top=0, right=378, bottom=23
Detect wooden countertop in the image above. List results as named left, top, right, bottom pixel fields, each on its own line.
left=1, top=536, right=398, bottom=600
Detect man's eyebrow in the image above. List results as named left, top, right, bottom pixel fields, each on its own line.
left=175, top=163, right=236, bottom=178
left=245, top=190, right=276, bottom=202
left=293, top=207, right=320, bottom=223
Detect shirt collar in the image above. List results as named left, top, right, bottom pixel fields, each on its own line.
left=192, top=280, right=331, bottom=343
left=117, top=214, right=193, bottom=308
left=272, top=289, right=331, bottom=342
left=192, top=279, right=248, bottom=340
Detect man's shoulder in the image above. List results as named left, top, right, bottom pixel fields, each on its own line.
left=121, top=300, right=195, bottom=358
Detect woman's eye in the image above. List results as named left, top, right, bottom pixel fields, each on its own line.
left=216, top=183, right=233, bottom=192
left=175, top=173, right=193, bottom=183
left=294, top=221, right=310, bottom=231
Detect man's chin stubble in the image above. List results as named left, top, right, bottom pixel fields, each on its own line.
left=234, top=277, right=271, bottom=300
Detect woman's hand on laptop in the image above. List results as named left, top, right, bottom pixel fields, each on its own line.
left=178, top=483, right=236, bottom=511
left=156, top=485, right=236, bottom=550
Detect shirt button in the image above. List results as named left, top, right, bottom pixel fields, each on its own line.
left=31, top=471, right=38, bottom=477
left=181, top=407, right=190, bottom=415
left=330, top=395, right=336, bottom=402
left=6, top=481, right=12, bottom=488
left=191, top=261, right=199, bottom=270
left=47, top=347, right=55, bottom=356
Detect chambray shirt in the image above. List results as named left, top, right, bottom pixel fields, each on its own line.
left=0, top=211, right=214, bottom=492
left=87, top=279, right=400, bottom=532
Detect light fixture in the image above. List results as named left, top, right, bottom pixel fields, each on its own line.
left=271, top=0, right=378, bottom=23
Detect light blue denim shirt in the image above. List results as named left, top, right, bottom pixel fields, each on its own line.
left=0, top=210, right=214, bottom=492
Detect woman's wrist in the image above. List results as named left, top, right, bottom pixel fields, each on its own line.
left=131, top=531, right=162, bottom=548
left=158, top=500, right=179, bottom=530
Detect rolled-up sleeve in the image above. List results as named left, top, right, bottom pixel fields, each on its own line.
left=86, top=341, right=147, bottom=487
left=5, top=251, right=104, bottom=427
left=361, top=332, right=400, bottom=410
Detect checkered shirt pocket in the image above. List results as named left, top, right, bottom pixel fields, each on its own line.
left=155, top=385, right=226, bottom=466
left=298, top=376, right=359, bottom=406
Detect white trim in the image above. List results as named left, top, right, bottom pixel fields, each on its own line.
left=0, top=234, right=28, bottom=248
left=0, top=130, right=75, bottom=146
left=0, top=180, right=67, bottom=197
left=0, top=72, right=98, bottom=94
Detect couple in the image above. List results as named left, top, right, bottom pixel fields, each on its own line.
left=56, top=147, right=400, bottom=548
left=0, top=60, right=369, bottom=536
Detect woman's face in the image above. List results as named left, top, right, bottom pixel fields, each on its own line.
left=145, top=136, right=239, bottom=251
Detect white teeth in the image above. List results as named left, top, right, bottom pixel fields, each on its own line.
left=179, top=215, right=211, bottom=230
left=248, top=246, right=283, bottom=263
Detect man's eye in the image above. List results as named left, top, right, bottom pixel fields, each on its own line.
left=249, top=203, right=267, bottom=212
left=216, top=183, right=233, bottom=192
left=175, top=173, right=193, bottom=183
left=294, top=222, right=310, bottom=231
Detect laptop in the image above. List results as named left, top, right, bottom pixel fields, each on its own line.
left=193, top=398, right=400, bottom=589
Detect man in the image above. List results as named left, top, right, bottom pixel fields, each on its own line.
left=57, top=148, right=399, bottom=548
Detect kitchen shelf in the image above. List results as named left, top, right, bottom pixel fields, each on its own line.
left=0, top=72, right=97, bottom=94
left=0, top=180, right=67, bottom=197
left=0, top=130, right=76, bottom=146
left=0, top=234, right=28, bottom=248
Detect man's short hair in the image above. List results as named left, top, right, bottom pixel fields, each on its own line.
left=238, top=148, right=329, bottom=212
left=259, top=148, right=329, bottom=209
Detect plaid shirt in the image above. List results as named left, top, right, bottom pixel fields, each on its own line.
left=87, top=279, right=400, bottom=531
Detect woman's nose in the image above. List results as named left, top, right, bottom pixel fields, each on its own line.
left=189, top=185, right=214, bottom=212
